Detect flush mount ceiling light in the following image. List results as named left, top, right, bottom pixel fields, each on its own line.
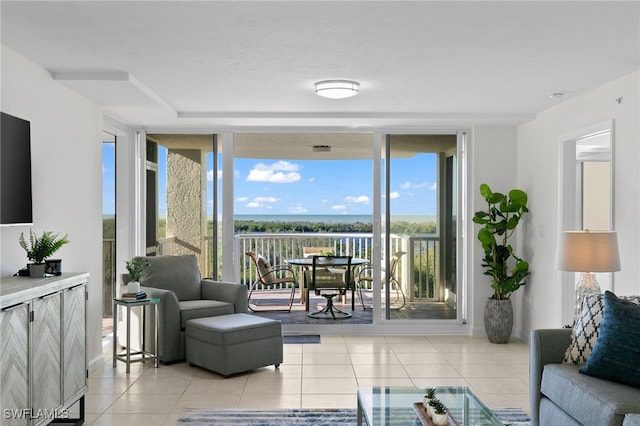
left=315, top=80, right=360, bottom=99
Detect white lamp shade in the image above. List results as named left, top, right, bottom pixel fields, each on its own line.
left=315, top=80, right=359, bottom=99
left=556, top=230, right=621, bottom=272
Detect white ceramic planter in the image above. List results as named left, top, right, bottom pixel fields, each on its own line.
left=127, top=281, right=140, bottom=293
left=432, top=412, right=449, bottom=425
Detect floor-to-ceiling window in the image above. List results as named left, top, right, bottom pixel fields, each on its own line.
left=139, top=130, right=467, bottom=331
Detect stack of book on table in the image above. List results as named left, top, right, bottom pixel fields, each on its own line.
left=120, top=291, right=147, bottom=302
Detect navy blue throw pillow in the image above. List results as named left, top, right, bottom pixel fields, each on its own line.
left=579, top=291, right=640, bottom=388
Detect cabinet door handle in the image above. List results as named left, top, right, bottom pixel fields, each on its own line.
left=1, top=302, right=28, bottom=312
left=67, top=283, right=86, bottom=291
left=40, top=291, right=61, bottom=300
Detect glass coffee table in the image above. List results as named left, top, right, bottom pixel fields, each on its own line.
left=357, top=386, right=504, bottom=425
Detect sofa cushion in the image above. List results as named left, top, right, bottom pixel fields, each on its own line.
left=140, top=255, right=202, bottom=301
left=579, top=291, right=640, bottom=388
left=179, top=300, right=234, bottom=328
left=541, top=363, right=640, bottom=426
left=185, top=313, right=282, bottom=345
left=563, top=293, right=640, bottom=365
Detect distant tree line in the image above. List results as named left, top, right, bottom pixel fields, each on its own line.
left=234, top=219, right=436, bottom=234
left=102, top=217, right=437, bottom=239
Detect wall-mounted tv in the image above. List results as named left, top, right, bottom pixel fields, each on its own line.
left=1, top=112, right=33, bottom=226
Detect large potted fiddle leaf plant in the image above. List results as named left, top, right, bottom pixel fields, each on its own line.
left=473, top=183, right=530, bottom=343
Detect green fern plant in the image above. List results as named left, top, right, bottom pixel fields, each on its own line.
left=19, top=229, right=70, bottom=264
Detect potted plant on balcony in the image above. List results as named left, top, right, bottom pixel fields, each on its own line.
left=19, top=229, right=70, bottom=277
left=473, top=183, right=530, bottom=343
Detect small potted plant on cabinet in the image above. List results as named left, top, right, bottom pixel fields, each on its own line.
left=19, top=229, right=70, bottom=277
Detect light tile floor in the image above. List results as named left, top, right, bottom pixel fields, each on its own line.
left=84, top=335, right=530, bottom=425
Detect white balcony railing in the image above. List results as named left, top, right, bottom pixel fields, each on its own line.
left=151, top=232, right=441, bottom=301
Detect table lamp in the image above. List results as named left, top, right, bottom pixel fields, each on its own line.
left=556, top=230, right=621, bottom=319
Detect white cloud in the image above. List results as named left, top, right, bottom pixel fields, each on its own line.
left=346, top=195, right=369, bottom=204
left=207, top=168, right=239, bottom=180
left=247, top=161, right=301, bottom=183
left=401, top=181, right=437, bottom=190
left=254, top=196, right=278, bottom=203
left=389, top=191, right=400, bottom=199
left=247, top=202, right=261, bottom=208
left=288, top=206, right=308, bottom=213
left=331, top=205, right=346, bottom=211
left=236, top=196, right=248, bottom=202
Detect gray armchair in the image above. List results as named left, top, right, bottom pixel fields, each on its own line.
left=135, top=254, right=247, bottom=363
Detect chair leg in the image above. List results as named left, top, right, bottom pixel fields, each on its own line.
left=248, top=280, right=295, bottom=312
left=351, top=287, right=355, bottom=310
left=356, top=279, right=372, bottom=310
left=308, top=293, right=352, bottom=319
left=390, top=277, right=406, bottom=309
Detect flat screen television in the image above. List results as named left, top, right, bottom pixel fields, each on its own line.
left=1, top=112, right=33, bottom=226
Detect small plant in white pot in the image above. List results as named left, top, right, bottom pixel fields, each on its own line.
left=431, top=400, right=449, bottom=426
left=125, top=257, right=148, bottom=293
left=423, top=387, right=436, bottom=408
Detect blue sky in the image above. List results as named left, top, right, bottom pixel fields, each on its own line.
left=102, top=144, right=438, bottom=217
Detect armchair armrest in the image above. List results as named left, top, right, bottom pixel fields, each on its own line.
left=201, top=280, right=248, bottom=314
left=530, top=328, right=572, bottom=426
left=138, top=285, right=181, bottom=362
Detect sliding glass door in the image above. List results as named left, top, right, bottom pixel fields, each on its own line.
left=382, top=134, right=459, bottom=321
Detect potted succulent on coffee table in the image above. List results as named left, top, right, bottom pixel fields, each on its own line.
left=473, top=183, right=530, bottom=343
left=430, top=400, right=449, bottom=426
left=19, top=229, right=70, bottom=277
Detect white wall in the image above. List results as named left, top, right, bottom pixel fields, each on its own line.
left=0, top=46, right=104, bottom=371
left=518, top=70, right=640, bottom=333
left=469, top=127, right=526, bottom=338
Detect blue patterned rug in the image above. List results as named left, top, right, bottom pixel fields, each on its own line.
left=177, top=407, right=530, bottom=425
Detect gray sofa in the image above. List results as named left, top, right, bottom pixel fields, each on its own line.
left=530, top=329, right=640, bottom=426
left=135, top=254, right=248, bottom=363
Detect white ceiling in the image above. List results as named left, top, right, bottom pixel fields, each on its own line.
left=1, top=1, right=639, bottom=131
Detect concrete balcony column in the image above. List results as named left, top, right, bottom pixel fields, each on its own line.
left=166, top=148, right=206, bottom=264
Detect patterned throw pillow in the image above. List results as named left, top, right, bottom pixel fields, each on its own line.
left=579, top=291, right=640, bottom=388
left=563, top=293, right=640, bottom=365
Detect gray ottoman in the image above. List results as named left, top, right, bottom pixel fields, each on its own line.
left=624, top=414, right=640, bottom=426
left=185, top=313, right=283, bottom=377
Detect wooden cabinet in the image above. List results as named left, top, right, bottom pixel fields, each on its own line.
left=63, top=284, right=86, bottom=403
left=0, top=302, right=29, bottom=426
left=0, top=273, right=88, bottom=426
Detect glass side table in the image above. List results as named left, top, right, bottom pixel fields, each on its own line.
left=357, top=386, right=504, bottom=425
left=112, top=298, right=159, bottom=373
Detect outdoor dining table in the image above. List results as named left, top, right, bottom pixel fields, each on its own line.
left=285, top=257, right=369, bottom=307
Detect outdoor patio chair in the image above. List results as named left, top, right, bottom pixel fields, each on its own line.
left=355, top=251, right=406, bottom=310
left=246, top=251, right=298, bottom=312
left=305, top=255, right=354, bottom=319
